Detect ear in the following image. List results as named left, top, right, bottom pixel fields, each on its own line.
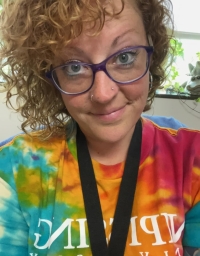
left=188, top=63, right=194, bottom=73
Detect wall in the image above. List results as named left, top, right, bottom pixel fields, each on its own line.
left=0, top=92, right=23, bottom=142
left=0, top=92, right=200, bottom=142
left=146, top=97, right=200, bottom=129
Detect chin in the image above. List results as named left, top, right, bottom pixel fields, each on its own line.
left=88, top=123, right=135, bottom=144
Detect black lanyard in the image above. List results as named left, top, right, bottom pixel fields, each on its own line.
left=76, top=119, right=142, bottom=256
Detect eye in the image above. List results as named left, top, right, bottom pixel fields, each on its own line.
left=115, top=51, right=137, bottom=66
left=118, top=53, right=130, bottom=63
left=70, top=64, right=81, bottom=73
left=62, top=62, right=84, bottom=76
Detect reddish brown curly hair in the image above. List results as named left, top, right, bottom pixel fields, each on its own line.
left=0, top=0, right=174, bottom=139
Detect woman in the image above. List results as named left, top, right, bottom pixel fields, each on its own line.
left=0, top=0, right=199, bottom=255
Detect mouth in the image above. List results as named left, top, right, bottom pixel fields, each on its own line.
left=91, top=105, right=126, bottom=122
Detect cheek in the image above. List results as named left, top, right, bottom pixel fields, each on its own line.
left=123, top=76, right=149, bottom=101
left=61, top=94, right=89, bottom=114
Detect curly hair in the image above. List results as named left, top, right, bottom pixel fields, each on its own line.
left=0, top=0, right=174, bottom=139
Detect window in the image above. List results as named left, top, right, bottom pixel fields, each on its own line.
left=157, top=0, right=200, bottom=99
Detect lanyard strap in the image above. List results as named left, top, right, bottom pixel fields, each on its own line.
left=76, top=119, right=142, bottom=256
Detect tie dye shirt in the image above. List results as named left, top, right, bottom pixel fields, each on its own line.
left=0, top=118, right=200, bottom=256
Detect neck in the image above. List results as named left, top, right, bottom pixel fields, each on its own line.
left=86, top=127, right=135, bottom=165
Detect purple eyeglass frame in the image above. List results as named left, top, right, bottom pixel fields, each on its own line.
left=46, top=45, right=154, bottom=95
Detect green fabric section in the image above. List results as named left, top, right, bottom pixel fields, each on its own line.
left=183, top=202, right=200, bottom=247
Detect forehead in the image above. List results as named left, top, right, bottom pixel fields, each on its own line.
left=88, top=0, right=142, bottom=30
left=53, top=0, right=147, bottom=63
left=69, top=1, right=145, bottom=47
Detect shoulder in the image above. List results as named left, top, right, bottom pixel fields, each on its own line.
left=0, top=130, right=68, bottom=163
left=0, top=130, right=66, bottom=151
left=141, top=116, right=200, bottom=161
left=142, top=116, right=199, bottom=139
left=142, top=114, right=187, bottom=129
left=0, top=131, right=67, bottom=183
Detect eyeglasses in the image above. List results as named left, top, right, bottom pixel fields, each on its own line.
left=46, top=45, right=154, bottom=95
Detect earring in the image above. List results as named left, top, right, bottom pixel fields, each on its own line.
left=149, top=73, right=153, bottom=90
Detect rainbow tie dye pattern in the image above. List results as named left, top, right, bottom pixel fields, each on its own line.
left=0, top=118, right=200, bottom=256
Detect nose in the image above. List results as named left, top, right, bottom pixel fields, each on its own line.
left=90, top=70, right=119, bottom=104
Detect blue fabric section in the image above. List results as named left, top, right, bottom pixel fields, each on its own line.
left=0, top=135, right=16, bottom=147
left=142, top=115, right=187, bottom=129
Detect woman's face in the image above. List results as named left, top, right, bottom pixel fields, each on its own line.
left=56, top=0, right=149, bottom=144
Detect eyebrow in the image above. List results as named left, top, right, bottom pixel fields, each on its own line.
left=64, top=28, right=138, bottom=57
left=111, top=28, right=138, bottom=48
left=63, top=47, right=85, bottom=57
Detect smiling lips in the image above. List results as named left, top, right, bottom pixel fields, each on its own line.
left=91, top=105, right=126, bottom=122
